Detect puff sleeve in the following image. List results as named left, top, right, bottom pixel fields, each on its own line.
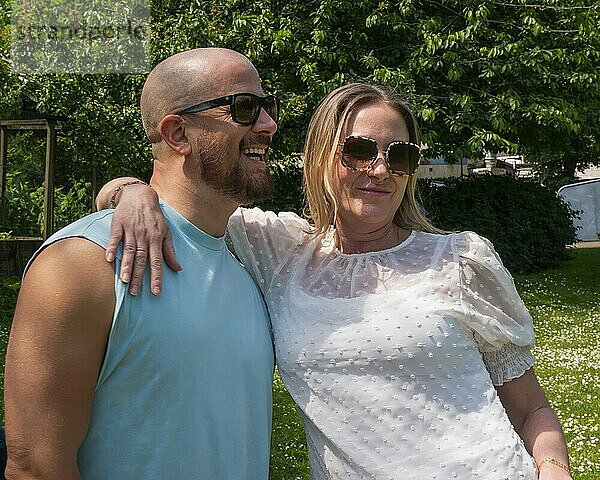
left=453, top=231, right=536, bottom=385
left=227, top=207, right=311, bottom=295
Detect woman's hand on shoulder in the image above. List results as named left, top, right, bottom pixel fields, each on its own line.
left=105, top=182, right=181, bottom=295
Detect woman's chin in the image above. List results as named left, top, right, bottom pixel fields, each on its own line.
left=337, top=208, right=395, bottom=229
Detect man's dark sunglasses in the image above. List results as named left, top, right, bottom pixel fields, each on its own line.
left=175, top=92, right=280, bottom=126
left=339, top=135, right=421, bottom=176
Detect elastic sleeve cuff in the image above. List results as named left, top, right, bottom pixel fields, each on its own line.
left=482, top=343, right=536, bottom=386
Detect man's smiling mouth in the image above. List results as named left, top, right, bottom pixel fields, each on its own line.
left=241, top=147, right=268, bottom=162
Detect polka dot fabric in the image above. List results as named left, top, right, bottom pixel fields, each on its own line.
left=228, top=208, right=538, bottom=479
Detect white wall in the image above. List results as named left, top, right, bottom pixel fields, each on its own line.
left=418, top=164, right=464, bottom=179
left=578, top=166, right=600, bottom=180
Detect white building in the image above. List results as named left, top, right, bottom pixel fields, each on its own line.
left=577, top=165, right=600, bottom=180
left=418, top=156, right=467, bottom=179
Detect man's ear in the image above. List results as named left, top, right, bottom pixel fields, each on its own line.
left=158, top=115, right=192, bottom=156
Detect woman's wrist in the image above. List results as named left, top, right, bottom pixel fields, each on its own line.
left=109, top=180, right=150, bottom=208
left=536, top=457, right=571, bottom=477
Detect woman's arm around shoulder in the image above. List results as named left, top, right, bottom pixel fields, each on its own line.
left=95, top=177, right=181, bottom=296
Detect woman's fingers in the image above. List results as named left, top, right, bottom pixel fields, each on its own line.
left=148, top=239, right=164, bottom=296
left=120, top=230, right=140, bottom=284
left=105, top=222, right=124, bottom=264
left=103, top=182, right=179, bottom=295
left=128, top=244, right=149, bottom=296
left=163, top=230, right=182, bottom=273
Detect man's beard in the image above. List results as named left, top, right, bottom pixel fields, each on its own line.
left=199, top=137, right=274, bottom=205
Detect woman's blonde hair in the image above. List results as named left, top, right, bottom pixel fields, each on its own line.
left=303, top=82, right=442, bottom=234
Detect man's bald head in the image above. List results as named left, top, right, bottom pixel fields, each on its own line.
left=140, top=48, right=259, bottom=143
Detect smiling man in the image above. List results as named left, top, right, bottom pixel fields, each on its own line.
left=4, top=48, right=276, bottom=480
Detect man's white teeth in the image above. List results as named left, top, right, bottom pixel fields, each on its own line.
left=242, top=147, right=266, bottom=155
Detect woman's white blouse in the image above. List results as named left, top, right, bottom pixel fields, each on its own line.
left=228, top=207, right=538, bottom=480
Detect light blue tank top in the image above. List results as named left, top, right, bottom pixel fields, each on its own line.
left=28, top=200, right=274, bottom=480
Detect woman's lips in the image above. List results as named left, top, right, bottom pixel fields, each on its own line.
left=357, top=187, right=391, bottom=196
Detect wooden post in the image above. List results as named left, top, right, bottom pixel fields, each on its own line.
left=43, top=121, right=56, bottom=239
left=0, top=127, right=7, bottom=225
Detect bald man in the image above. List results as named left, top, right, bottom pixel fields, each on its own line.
left=4, top=48, right=277, bottom=480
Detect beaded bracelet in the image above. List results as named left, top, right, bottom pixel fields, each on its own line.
left=536, top=457, right=571, bottom=475
left=109, top=180, right=148, bottom=208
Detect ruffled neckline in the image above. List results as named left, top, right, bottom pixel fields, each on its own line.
left=325, top=229, right=418, bottom=258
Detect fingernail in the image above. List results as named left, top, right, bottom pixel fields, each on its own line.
left=123, top=274, right=130, bottom=283
left=130, top=287, right=138, bottom=296
left=106, top=252, right=115, bottom=262
left=152, top=286, right=160, bottom=295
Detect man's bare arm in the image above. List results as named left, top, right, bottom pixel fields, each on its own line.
left=4, top=238, right=115, bottom=480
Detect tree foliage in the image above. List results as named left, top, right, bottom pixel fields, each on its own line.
left=0, top=0, right=598, bottom=226
left=145, top=0, right=600, bottom=178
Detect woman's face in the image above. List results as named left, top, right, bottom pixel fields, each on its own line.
left=330, top=102, right=410, bottom=234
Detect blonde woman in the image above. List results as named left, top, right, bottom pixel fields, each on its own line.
left=98, top=83, right=571, bottom=479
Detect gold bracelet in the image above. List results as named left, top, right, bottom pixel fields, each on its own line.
left=109, top=180, right=148, bottom=208
left=536, top=457, right=570, bottom=475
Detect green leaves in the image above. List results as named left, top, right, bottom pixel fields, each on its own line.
left=0, top=0, right=598, bottom=225
left=420, top=107, right=436, bottom=121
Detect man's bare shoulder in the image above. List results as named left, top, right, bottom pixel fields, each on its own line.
left=22, top=236, right=115, bottom=313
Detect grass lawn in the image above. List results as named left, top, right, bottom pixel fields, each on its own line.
left=0, top=249, right=598, bottom=479
left=515, top=248, right=600, bottom=480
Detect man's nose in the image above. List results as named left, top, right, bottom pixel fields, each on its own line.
left=252, top=108, right=278, bottom=135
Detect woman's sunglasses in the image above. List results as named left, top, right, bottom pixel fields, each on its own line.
left=339, top=135, right=421, bottom=176
left=175, top=92, right=280, bottom=126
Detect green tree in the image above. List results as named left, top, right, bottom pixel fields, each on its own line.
left=0, top=0, right=598, bottom=228
left=138, top=0, right=600, bottom=178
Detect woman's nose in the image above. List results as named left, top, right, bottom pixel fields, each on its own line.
left=367, top=154, right=390, bottom=179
